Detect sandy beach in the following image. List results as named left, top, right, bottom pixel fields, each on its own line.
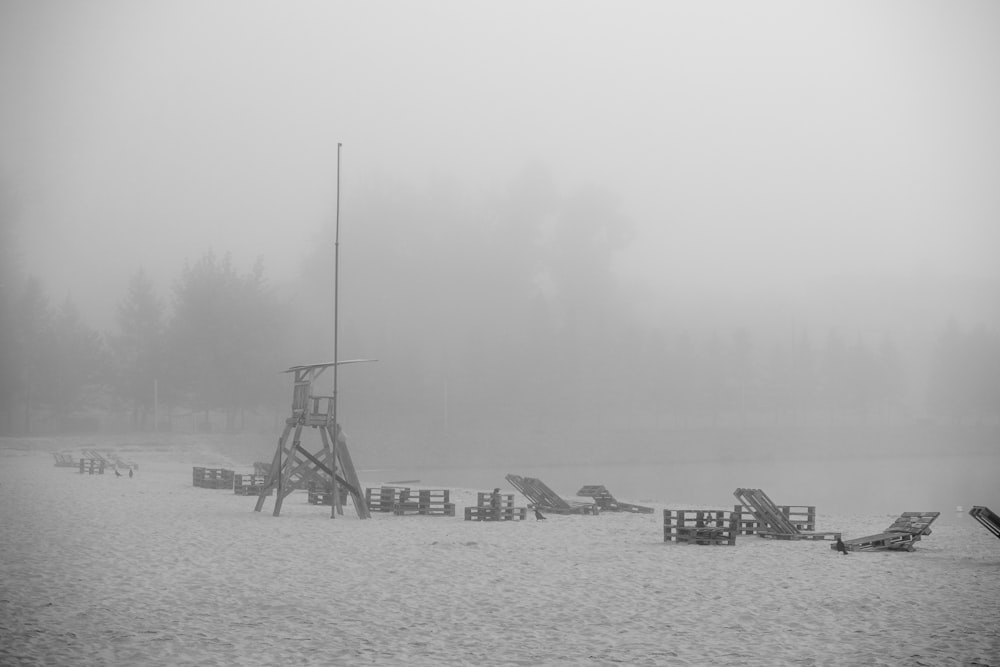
left=1, top=436, right=998, bottom=666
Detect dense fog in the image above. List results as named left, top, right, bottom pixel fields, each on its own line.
left=1, top=2, right=998, bottom=467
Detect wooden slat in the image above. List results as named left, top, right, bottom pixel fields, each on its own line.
left=663, top=509, right=738, bottom=545
left=465, top=506, right=528, bottom=521
left=969, top=506, right=1000, bottom=539
left=505, top=474, right=599, bottom=514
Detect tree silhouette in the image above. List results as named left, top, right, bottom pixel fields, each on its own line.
left=50, top=297, right=106, bottom=424
left=166, top=252, right=285, bottom=430
left=12, top=277, right=55, bottom=433
left=0, top=180, right=22, bottom=432
left=110, top=269, right=165, bottom=429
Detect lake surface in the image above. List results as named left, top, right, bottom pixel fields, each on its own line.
left=368, top=452, right=1000, bottom=521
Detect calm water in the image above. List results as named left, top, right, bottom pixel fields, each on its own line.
left=369, top=453, right=1000, bottom=521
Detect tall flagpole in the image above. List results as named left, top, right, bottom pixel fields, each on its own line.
left=331, top=142, right=342, bottom=518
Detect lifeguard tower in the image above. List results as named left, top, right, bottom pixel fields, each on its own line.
left=254, top=360, right=372, bottom=519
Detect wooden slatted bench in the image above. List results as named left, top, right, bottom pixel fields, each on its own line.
left=465, top=492, right=528, bottom=521
left=393, top=489, right=455, bottom=516
left=192, top=467, right=234, bottom=489
left=79, top=458, right=105, bottom=475
left=664, top=509, right=739, bottom=545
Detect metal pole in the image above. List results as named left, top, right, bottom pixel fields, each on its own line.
left=331, top=142, right=342, bottom=518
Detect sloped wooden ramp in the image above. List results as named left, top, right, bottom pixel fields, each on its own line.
left=506, top=474, right=599, bottom=515
left=733, top=488, right=840, bottom=541
left=839, top=511, right=941, bottom=552
left=576, top=485, right=653, bottom=514
left=969, top=506, right=1000, bottom=540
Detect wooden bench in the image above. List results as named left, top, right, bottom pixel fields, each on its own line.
left=464, top=492, right=528, bottom=521
left=664, top=509, right=739, bottom=545
left=192, top=467, right=234, bottom=489
left=393, top=489, right=455, bottom=516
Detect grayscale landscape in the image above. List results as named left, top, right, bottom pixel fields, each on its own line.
left=1, top=3, right=998, bottom=666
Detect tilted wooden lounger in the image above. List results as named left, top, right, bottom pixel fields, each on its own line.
left=733, top=488, right=841, bottom=541
left=838, top=511, right=941, bottom=552
left=576, top=485, right=654, bottom=514
left=506, top=474, right=599, bottom=515
left=969, top=506, right=1000, bottom=540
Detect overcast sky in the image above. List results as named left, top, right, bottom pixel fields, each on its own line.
left=2, top=1, right=998, bottom=327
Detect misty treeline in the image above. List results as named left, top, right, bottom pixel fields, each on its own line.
left=0, top=248, right=286, bottom=434
left=1, top=171, right=999, bottom=437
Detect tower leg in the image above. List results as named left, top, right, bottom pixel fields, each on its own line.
left=273, top=422, right=304, bottom=516
left=335, top=424, right=370, bottom=520
left=255, top=421, right=293, bottom=512
left=320, top=425, right=342, bottom=518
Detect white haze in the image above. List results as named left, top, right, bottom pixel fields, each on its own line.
left=1, top=0, right=998, bottom=332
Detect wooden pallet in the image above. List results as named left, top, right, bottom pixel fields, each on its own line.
left=733, top=488, right=840, bottom=541
left=840, top=511, right=940, bottom=552
left=465, top=506, right=528, bottom=521
left=465, top=491, right=528, bottom=521
left=506, top=474, right=599, bottom=515
left=734, top=504, right=816, bottom=534
left=53, top=453, right=77, bottom=468
left=306, top=481, right=348, bottom=505
left=576, top=485, right=654, bottom=514
left=79, top=458, right=105, bottom=475
left=366, top=486, right=409, bottom=513
left=839, top=531, right=922, bottom=552
left=80, top=448, right=137, bottom=471
left=476, top=491, right=513, bottom=508
left=663, top=509, right=738, bottom=545
left=234, top=474, right=272, bottom=496
left=192, top=467, right=234, bottom=489
left=885, top=512, right=939, bottom=536
left=393, top=489, right=455, bottom=516
left=969, top=506, right=1000, bottom=540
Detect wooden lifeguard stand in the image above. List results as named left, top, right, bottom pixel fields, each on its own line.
left=254, top=361, right=372, bottom=519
